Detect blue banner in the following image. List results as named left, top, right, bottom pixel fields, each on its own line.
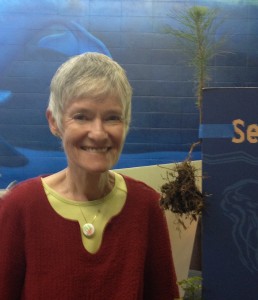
left=202, top=87, right=258, bottom=299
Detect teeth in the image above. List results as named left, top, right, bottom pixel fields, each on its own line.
left=81, top=147, right=109, bottom=153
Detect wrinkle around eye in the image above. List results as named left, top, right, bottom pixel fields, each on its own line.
left=72, top=113, right=91, bottom=122
left=105, top=115, right=124, bottom=123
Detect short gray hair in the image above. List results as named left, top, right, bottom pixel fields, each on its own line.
left=48, top=52, right=132, bottom=131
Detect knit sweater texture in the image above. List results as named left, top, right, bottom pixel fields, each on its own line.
left=0, top=175, right=179, bottom=300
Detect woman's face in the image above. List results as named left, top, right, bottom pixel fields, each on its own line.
left=55, top=96, right=126, bottom=175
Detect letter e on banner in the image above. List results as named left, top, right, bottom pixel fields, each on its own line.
left=247, top=124, right=258, bottom=143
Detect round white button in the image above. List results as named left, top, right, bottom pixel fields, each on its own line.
left=82, top=223, right=95, bottom=238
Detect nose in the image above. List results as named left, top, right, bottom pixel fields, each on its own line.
left=87, top=119, right=108, bottom=141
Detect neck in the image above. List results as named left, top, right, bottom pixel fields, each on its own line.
left=45, top=168, right=115, bottom=202
left=64, top=168, right=114, bottom=201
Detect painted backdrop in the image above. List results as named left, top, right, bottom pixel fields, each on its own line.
left=0, top=0, right=258, bottom=187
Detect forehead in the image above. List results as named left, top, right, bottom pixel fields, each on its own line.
left=65, top=95, right=123, bottom=112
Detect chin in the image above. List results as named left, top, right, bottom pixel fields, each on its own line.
left=83, top=164, right=113, bottom=174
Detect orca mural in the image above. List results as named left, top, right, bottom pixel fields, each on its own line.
left=0, top=19, right=111, bottom=159
left=0, top=0, right=114, bottom=186
left=0, top=0, right=258, bottom=188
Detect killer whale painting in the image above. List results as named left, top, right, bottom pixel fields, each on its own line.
left=0, top=19, right=111, bottom=161
left=0, top=0, right=258, bottom=188
left=0, top=1, right=115, bottom=186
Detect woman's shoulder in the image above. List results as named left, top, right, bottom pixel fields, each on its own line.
left=0, top=176, right=44, bottom=208
left=117, top=174, right=166, bottom=221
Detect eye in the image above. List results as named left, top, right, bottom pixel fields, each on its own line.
left=72, top=113, right=90, bottom=122
left=106, top=114, right=124, bottom=123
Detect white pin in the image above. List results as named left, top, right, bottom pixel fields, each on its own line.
left=82, top=223, right=95, bottom=238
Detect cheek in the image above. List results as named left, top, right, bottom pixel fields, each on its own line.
left=61, top=130, right=79, bottom=149
left=115, top=127, right=127, bottom=144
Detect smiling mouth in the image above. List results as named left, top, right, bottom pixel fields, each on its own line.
left=80, top=147, right=111, bottom=153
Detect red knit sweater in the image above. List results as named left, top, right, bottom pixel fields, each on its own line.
left=0, top=175, right=179, bottom=300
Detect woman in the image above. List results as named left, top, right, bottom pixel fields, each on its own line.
left=0, top=52, right=179, bottom=299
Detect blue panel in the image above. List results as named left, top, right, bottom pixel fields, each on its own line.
left=202, top=87, right=258, bottom=300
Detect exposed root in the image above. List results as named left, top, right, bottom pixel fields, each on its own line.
left=160, top=160, right=205, bottom=232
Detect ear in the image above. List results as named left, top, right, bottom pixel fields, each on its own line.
left=46, top=109, right=61, bottom=137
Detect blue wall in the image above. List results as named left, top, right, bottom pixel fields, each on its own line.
left=0, top=0, right=258, bottom=187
